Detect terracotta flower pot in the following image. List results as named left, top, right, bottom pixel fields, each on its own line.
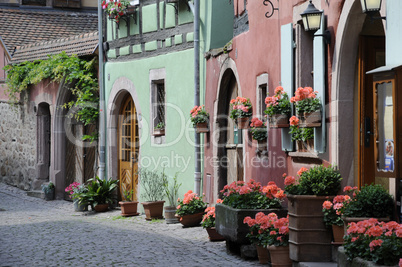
left=195, top=122, right=209, bottom=133
left=141, top=201, right=165, bottom=220
left=119, top=201, right=139, bottom=217
left=332, top=224, right=344, bottom=244
left=94, top=203, right=109, bottom=212
left=205, top=227, right=225, bottom=241
left=268, top=245, right=292, bottom=267
left=256, top=245, right=270, bottom=264
left=176, top=212, right=204, bottom=227
left=236, top=117, right=250, bottom=129
left=269, top=114, right=289, bottom=128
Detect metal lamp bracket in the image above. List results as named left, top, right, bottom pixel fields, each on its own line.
left=263, top=0, right=279, bottom=18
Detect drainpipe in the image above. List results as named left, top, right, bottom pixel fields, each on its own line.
left=98, top=1, right=106, bottom=180
left=193, top=0, right=201, bottom=196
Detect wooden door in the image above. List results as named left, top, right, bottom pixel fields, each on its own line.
left=358, top=36, right=385, bottom=187
left=118, top=96, right=139, bottom=201
left=225, top=79, right=243, bottom=185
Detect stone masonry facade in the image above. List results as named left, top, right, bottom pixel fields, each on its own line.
left=0, top=101, right=36, bottom=190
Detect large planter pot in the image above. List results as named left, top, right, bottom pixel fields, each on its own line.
left=269, top=114, right=289, bottom=128
left=164, top=206, right=179, bottom=224
left=74, top=199, right=88, bottom=212
left=195, top=122, right=209, bottom=133
left=236, top=117, right=250, bottom=129
left=268, top=245, right=292, bottom=267
left=215, top=204, right=288, bottom=245
left=287, top=194, right=333, bottom=262
left=206, top=227, right=225, bottom=242
left=94, top=203, right=109, bottom=212
left=44, top=188, right=55, bottom=201
left=256, top=245, right=270, bottom=264
left=141, top=201, right=165, bottom=220
left=119, top=201, right=139, bottom=217
left=176, top=212, right=203, bottom=227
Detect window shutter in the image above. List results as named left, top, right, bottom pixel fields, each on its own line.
left=313, top=17, right=326, bottom=153
left=281, top=23, right=294, bottom=152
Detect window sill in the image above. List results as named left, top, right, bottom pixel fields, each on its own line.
left=288, top=150, right=319, bottom=159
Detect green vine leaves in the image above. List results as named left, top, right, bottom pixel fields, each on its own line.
left=3, top=52, right=99, bottom=137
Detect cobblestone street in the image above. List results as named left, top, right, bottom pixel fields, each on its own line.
left=0, top=183, right=260, bottom=267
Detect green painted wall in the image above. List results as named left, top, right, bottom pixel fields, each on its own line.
left=105, top=49, right=196, bottom=203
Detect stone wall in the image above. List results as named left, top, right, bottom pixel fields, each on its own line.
left=0, top=101, right=36, bottom=190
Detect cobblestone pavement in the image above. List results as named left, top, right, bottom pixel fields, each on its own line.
left=0, top=183, right=261, bottom=267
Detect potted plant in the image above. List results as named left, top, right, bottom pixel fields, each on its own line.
left=190, top=105, right=209, bottom=133
left=289, top=115, right=314, bottom=152
left=153, top=122, right=165, bottom=136
left=341, top=184, right=394, bottom=228
left=283, top=165, right=342, bottom=262
left=201, top=200, right=225, bottom=241
left=244, top=212, right=292, bottom=266
left=79, top=176, right=119, bottom=212
left=341, top=218, right=402, bottom=266
left=71, top=184, right=89, bottom=211
left=265, top=86, right=291, bottom=128
left=215, top=180, right=287, bottom=255
left=139, top=169, right=166, bottom=220
left=229, top=96, right=252, bottom=129
left=322, top=190, right=353, bottom=243
left=41, top=181, right=55, bottom=201
left=118, top=189, right=139, bottom=217
left=162, top=172, right=181, bottom=224
left=249, top=117, right=267, bottom=144
left=102, top=0, right=131, bottom=23
left=290, top=87, right=322, bottom=127
left=175, top=190, right=207, bottom=227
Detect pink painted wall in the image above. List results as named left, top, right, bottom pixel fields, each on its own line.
left=203, top=0, right=346, bottom=202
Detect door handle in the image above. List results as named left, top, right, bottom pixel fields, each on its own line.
left=364, top=117, right=374, bottom=147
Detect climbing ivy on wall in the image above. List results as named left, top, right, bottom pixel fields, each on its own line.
left=3, top=52, right=99, bottom=128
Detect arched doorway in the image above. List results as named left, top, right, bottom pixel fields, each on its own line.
left=118, top=96, right=139, bottom=201
left=332, top=0, right=385, bottom=187
left=216, top=69, right=244, bottom=193
left=34, top=102, right=51, bottom=190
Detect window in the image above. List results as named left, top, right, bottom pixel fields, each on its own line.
left=150, top=68, right=166, bottom=139
left=153, top=82, right=165, bottom=133
left=256, top=73, right=268, bottom=120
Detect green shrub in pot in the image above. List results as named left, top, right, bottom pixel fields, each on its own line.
left=342, top=184, right=394, bottom=218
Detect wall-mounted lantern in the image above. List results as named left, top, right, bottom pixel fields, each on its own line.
left=360, top=0, right=386, bottom=20
left=300, top=0, right=331, bottom=44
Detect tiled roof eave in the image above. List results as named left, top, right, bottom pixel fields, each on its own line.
left=11, top=31, right=99, bottom=64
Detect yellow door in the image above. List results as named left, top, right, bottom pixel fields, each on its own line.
left=118, top=96, right=139, bottom=201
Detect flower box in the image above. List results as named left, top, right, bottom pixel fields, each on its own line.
left=269, top=114, right=289, bottom=128
left=296, top=139, right=314, bottom=152
left=153, top=129, right=165, bottom=136
left=299, top=110, right=322, bottom=127
left=195, top=122, right=209, bottom=133
left=215, top=204, right=287, bottom=245
left=237, top=117, right=249, bottom=129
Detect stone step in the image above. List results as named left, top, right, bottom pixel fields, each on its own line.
left=26, top=190, right=44, bottom=199
left=295, top=263, right=337, bottom=267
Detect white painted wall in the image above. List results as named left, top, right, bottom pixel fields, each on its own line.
left=386, top=0, right=402, bottom=66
